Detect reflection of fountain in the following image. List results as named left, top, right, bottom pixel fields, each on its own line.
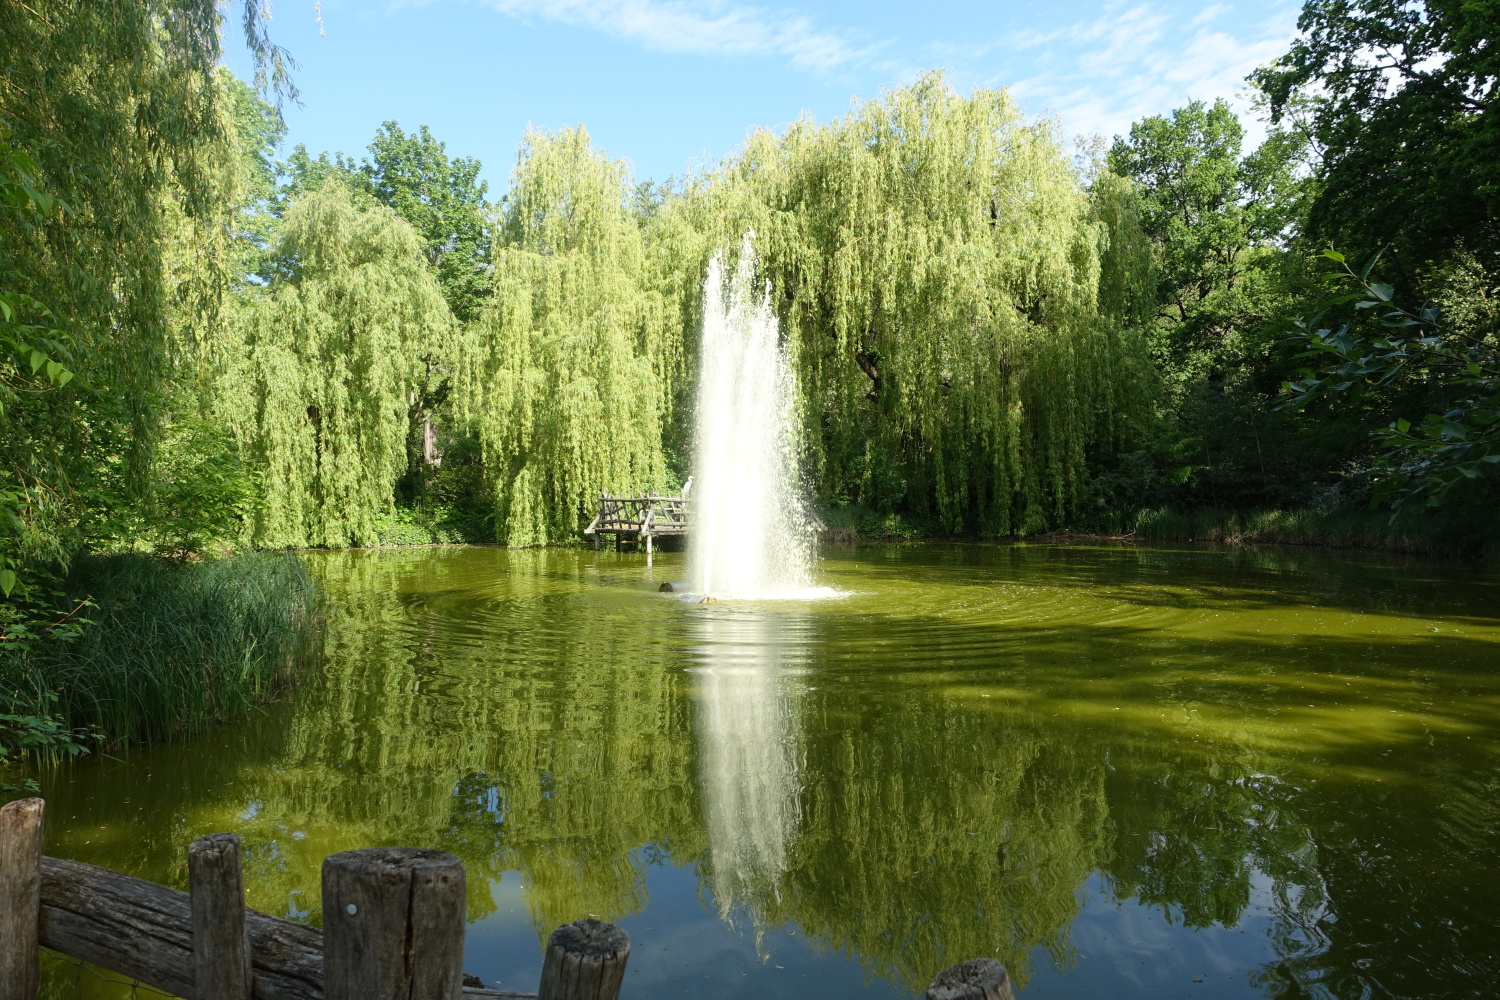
left=690, top=236, right=814, bottom=598
left=691, top=610, right=804, bottom=923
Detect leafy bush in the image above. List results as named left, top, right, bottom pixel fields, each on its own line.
left=1132, top=506, right=1492, bottom=557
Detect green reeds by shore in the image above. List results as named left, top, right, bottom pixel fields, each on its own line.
left=2, top=553, right=321, bottom=752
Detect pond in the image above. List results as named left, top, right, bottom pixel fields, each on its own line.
left=37, top=543, right=1500, bottom=999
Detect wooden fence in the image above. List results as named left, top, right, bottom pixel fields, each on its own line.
left=0, top=798, right=1012, bottom=1000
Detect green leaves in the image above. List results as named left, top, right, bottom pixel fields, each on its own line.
left=220, top=183, right=453, bottom=548
left=1281, top=250, right=1499, bottom=509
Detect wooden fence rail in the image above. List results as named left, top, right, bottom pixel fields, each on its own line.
left=0, top=799, right=621, bottom=1000
left=1, top=797, right=1011, bottom=1000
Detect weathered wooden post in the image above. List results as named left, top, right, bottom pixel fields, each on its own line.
left=536, top=919, right=630, bottom=1000
left=925, top=958, right=1015, bottom=1000
left=322, top=848, right=466, bottom=1000
left=0, top=797, right=44, bottom=1000
left=189, top=833, right=252, bottom=1000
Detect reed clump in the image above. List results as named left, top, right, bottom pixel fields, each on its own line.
left=2, top=553, right=321, bottom=748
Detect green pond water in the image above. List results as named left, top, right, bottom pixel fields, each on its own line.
left=36, top=543, right=1500, bottom=1000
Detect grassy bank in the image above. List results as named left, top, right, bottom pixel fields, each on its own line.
left=819, top=501, right=1496, bottom=558
left=2, top=553, right=321, bottom=755
left=1130, top=507, right=1496, bottom=558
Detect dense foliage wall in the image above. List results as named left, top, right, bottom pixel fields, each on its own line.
left=668, top=76, right=1154, bottom=534
left=454, top=78, right=1156, bottom=541
left=457, top=129, right=679, bottom=546
left=219, top=184, right=453, bottom=547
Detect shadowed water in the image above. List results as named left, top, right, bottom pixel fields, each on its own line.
left=32, top=542, right=1500, bottom=999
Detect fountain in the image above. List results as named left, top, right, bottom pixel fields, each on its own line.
left=689, top=236, right=818, bottom=599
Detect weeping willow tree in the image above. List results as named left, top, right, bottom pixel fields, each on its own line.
left=0, top=1, right=250, bottom=593
left=218, top=184, right=452, bottom=547
left=663, top=73, right=1155, bottom=534
left=458, top=128, right=680, bottom=546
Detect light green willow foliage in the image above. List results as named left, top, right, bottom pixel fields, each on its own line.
left=668, top=74, right=1154, bottom=533
left=219, top=184, right=452, bottom=547
left=459, top=128, right=679, bottom=546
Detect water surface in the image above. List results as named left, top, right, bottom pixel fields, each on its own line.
left=38, top=543, right=1500, bottom=999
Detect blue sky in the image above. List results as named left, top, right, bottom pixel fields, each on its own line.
left=223, top=0, right=1303, bottom=195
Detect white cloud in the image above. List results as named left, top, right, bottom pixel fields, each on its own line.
left=992, top=1, right=1301, bottom=146
left=471, top=0, right=873, bottom=72
left=421, top=0, right=1299, bottom=144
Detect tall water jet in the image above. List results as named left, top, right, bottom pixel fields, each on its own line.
left=690, top=237, right=814, bottom=598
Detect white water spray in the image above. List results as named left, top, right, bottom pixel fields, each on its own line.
left=692, top=612, right=803, bottom=923
left=690, top=237, right=816, bottom=598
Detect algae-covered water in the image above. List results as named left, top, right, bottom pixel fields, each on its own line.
left=37, top=543, right=1500, bottom=999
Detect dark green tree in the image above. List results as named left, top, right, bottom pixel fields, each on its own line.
left=358, top=124, right=492, bottom=498
left=1108, top=99, right=1310, bottom=392
left=1253, top=0, right=1500, bottom=280
left=361, top=123, right=493, bottom=323
left=1092, top=101, right=1322, bottom=515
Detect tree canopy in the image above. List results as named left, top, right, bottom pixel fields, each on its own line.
left=219, top=183, right=453, bottom=547
left=673, top=75, right=1155, bottom=533
left=1254, top=0, right=1500, bottom=278
left=4, top=0, right=1498, bottom=590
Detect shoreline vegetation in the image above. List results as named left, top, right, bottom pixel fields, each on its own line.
left=818, top=505, right=1497, bottom=559
left=1, top=554, right=320, bottom=784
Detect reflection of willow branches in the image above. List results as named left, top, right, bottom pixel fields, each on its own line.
left=232, top=548, right=704, bottom=933
left=762, top=701, right=1110, bottom=993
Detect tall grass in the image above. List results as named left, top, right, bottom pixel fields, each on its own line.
left=3, top=553, right=321, bottom=746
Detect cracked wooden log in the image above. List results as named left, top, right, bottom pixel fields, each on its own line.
left=38, top=856, right=323, bottom=1000
left=190, top=833, right=252, bottom=1000
left=536, top=919, right=629, bottom=1000
left=1, top=797, right=45, bottom=1000
left=322, top=848, right=465, bottom=1000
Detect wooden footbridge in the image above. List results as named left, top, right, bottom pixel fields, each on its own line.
left=584, top=480, right=691, bottom=555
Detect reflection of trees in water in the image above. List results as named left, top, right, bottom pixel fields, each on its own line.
left=771, top=702, right=1109, bottom=991
left=233, top=546, right=706, bottom=932
left=38, top=547, right=1500, bottom=999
